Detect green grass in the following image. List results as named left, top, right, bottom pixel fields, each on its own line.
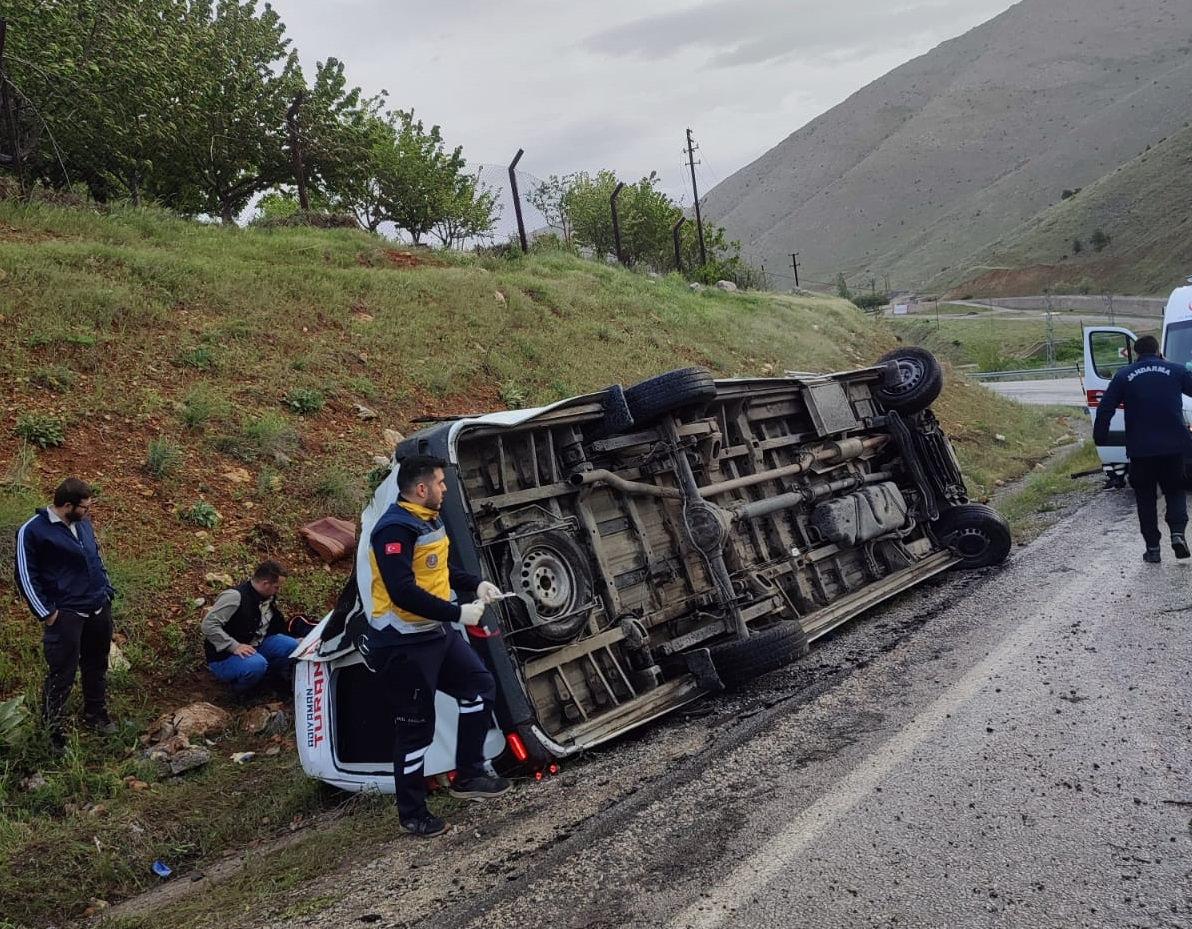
left=892, top=314, right=1159, bottom=373
left=144, top=437, right=182, bottom=478
left=999, top=440, right=1101, bottom=540
left=0, top=199, right=1077, bottom=926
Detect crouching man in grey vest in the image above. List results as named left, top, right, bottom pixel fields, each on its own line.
left=202, top=561, right=298, bottom=692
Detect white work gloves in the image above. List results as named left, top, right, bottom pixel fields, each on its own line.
left=458, top=601, right=486, bottom=626
left=476, top=581, right=503, bottom=604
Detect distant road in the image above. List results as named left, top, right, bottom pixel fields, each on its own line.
left=983, top=377, right=1086, bottom=407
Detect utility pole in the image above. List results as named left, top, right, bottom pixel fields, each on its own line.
left=684, top=128, right=707, bottom=267
left=790, top=253, right=800, bottom=289
left=1044, top=292, right=1056, bottom=367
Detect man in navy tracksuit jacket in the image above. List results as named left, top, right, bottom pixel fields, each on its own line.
left=1093, top=335, right=1192, bottom=562
left=14, top=477, right=117, bottom=749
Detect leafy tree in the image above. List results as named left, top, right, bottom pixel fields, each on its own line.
left=377, top=110, right=466, bottom=244
left=1, top=0, right=196, bottom=201
left=835, top=273, right=853, bottom=300
left=1090, top=228, right=1111, bottom=252
left=157, top=0, right=303, bottom=222
left=327, top=114, right=397, bottom=232
left=562, top=170, right=620, bottom=259
left=527, top=173, right=575, bottom=244
left=291, top=57, right=380, bottom=208
left=431, top=172, right=500, bottom=248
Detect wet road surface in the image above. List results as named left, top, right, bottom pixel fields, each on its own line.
left=240, top=490, right=1190, bottom=929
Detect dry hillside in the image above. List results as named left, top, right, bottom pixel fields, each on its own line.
left=703, top=0, right=1192, bottom=291
left=937, top=122, right=1192, bottom=296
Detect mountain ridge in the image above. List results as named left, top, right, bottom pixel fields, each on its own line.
left=703, top=0, right=1192, bottom=291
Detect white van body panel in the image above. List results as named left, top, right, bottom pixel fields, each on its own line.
left=1083, top=281, right=1192, bottom=471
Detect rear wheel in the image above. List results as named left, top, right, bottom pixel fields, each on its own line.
left=624, top=367, right=717, bottom=425
left=708, top=621, right=808, bottom=689
left=499, top=525, right=594, bottom=648
left=875, top=347, right=943, bottom=414
left=932, top=503, right=1012, bottom=568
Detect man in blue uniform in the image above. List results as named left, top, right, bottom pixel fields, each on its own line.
left=363, top=454, right=510, bottom=837
left=1093, top=335, right=1192, bottom=562
left=14, top=477, right=117, bottom=752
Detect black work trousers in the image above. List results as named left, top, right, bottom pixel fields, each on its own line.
left=42, top=602, right=113, bottom=735
left=368, top=630, right=496, bottom=819
left=1128, top=454, right=1188, bottom=547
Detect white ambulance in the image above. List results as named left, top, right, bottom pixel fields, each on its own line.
left=1084, top=278, right=1192, bottom=481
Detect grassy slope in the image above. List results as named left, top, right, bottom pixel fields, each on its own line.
left=933, top=124, right=1192, bottom=296
left=0, top=202, right=1072, bottom=926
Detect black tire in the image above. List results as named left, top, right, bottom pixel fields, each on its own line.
left=624, top=366, right=717, bottom=425
left=875, top=347, right=944, bottom=414
left=708, top=621, right=809, bottom=689
left=499, top=525, right=595, bottom=648
left=590, top=383, right=635, bottom=438
left=932, top=503, right=1012, bottom=568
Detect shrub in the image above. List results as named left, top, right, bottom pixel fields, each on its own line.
left=15, top=413, right=65, bottom=448
left=145, top=437, right=182, bottom=478
left=176, top=344, right=218, bottom=370
left=1, top=443, right=37, bottom=491
left=312, top=467, right=362, bottom=518
left=347, top=376, right=377, bottom=399
left=180, top=384, right=228, bottom=429
left=499, top=381, right=529, bottom=409
left=30, top=365, right=77, bottom=393
left=851, top=293, right=888, bottom=311
left=178, top=500, right=220, bottom=529
left=245, top=413, right=300, bottom=461
left=1090, top=228, right=1111, bottom=252
left=283, top=387, right=325, bottom=415
left=365, top=463, right=391, bottom=494
left=0, top=695, right=29, bottom=746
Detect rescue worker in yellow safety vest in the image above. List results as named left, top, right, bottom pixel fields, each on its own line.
left=362, top=453, right=510, bottom=837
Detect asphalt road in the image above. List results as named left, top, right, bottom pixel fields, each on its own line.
left=984, top=377, right=1086, bottom=407
left=236, top=491, right=1191, bottom=929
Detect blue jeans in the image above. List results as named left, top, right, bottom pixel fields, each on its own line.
left=208, top=634, right=299, bottom=691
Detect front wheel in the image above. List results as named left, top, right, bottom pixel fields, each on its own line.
left=932, top=503, right=1012, bottom=568
left=874, top=347, right=943, bottom=414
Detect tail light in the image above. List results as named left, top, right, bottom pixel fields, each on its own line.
left=506, top=732, right=529, bottom=763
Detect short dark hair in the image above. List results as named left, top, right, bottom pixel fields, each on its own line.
left=253, top=560, right=288, bottom=582
left=397, top=454, right=447, bottom=496
left=1135, top=335, right=1159, bottom=356
left=53, top=477, right=93, bottom=507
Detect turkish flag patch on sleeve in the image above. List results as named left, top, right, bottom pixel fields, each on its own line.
left=384, top=542, right=403, bottom=556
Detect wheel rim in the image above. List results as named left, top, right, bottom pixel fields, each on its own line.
left=888, top=357, right=926, bottom=396
left=518, top=546, right=579, bottom=622
left=949, top=527, right=990, bottom=559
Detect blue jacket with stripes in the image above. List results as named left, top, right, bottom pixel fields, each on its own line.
left=14, top=508, right=115, bottom=620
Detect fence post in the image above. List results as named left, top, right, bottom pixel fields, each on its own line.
left=508, top=149, right=528, bottom=253
left=610, top=181, right=625, bottom=266
left=672, top=217, right=685, bottom=273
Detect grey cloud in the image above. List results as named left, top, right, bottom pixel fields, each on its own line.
left=587, top=0, right=1009, bottom=67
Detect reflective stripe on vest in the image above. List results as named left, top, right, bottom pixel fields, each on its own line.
left=368, top=502, right=453, bottom=633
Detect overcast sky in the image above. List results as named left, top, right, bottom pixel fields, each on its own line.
left=271, top=0, right=1019, bottom=204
